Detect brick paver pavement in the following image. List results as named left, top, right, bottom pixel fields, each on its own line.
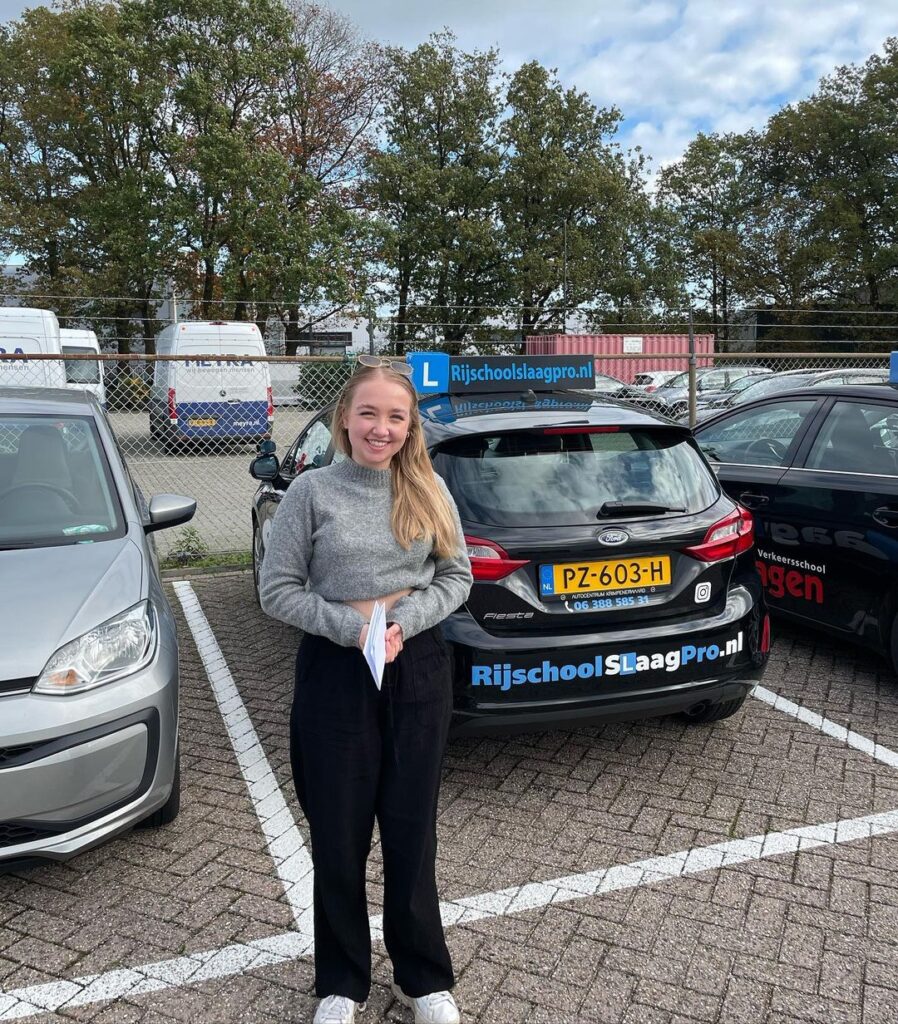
left=1, top=570, right=897, bottom=1023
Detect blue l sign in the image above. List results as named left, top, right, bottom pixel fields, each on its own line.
left=408, top=352, right=450, bottom=394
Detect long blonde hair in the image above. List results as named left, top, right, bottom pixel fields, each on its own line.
left=331, top=366, right=460, bottom=558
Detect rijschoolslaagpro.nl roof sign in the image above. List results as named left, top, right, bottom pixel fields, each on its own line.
left=406, top=352, right=594, bottom=395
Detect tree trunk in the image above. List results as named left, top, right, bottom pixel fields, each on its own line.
left=201, top=256, right=215, bottom=317
left=141, top=298, right=156, bottom=356
left=396, top=247, right=411, bottom=353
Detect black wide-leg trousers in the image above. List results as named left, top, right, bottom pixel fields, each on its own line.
left=289, top=626, right=455, bottom=1003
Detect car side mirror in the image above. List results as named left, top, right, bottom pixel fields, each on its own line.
left=145, top=494, right=197, bottom=534
left=250, top=454, right=281, bottom=481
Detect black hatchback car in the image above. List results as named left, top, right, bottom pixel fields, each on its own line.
left=693, top=384, right=898, bottom=669
left=251, top=390, right=769, bottom=735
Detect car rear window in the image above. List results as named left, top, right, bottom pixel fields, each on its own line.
left=0, top=415, right=124, bottom=548
left=433, top=427, right=718, bottom=526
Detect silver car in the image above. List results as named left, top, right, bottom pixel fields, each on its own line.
left=0, top=388, right=196, bottom=863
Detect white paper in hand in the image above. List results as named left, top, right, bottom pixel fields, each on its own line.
left=363, top=600, right=387, bottom=689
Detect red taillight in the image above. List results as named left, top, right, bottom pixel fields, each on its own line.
left=645, top=384, right=658, bottom=392
left=682, top=506, right=754, bottom=562
left=465, top=535, right=529, bottom=581
left=167, top=387, right=177, bottom=423
left=266, top=385, right=274, bottom=421
left=761, top=613, right=771, bottom=653
left=543, top=425, right=620, bottom=435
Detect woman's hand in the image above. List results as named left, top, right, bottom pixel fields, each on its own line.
left=358, top=622, right=369, bottom=649
left=385, top=622, right=404, bottom=664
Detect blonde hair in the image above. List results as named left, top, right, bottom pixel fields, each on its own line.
left=331, top=366, right=460, bottom=558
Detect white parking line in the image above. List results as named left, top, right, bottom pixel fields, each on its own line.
left=172, top=582, right=314, bottom=936
left=752, top=684, right=898, bottom=768
left=2, top=807, right=898, bottom=1020
left=3, top=596, right=898, bottom=1021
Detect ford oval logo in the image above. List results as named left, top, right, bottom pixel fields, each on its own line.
left=597, top=529, right=629, bottom=545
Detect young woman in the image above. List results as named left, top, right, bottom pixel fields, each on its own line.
left=259, top=359, right=473, bottom=1024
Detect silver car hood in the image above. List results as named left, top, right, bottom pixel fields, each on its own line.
left=0, top=537, right=145, bottom=681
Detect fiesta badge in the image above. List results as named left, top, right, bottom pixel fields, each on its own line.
left=597, top=529, right=629, bottom=545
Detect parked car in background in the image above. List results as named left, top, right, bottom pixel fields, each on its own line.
left=656, top=366, right=773, bottom=418
left=693, top=384, right=898, bottom=669
left=585, top=372, right=671, bottom=412
left=61, top=328, right=105, bottom=408
left=251, top=389, right=769, bottom=735
left=0, top=387, right=196, bottom=864
left=633, top=370, right=681, bottom=393
left=709, top=367, right=891, bottom=413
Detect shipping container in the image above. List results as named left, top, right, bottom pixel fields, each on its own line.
left=526, top=334, right=715, bottom=384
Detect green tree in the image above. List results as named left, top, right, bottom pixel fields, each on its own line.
left=758, top=40, right=898, bottom=312
left=499, top=61, right=665, bottom=338
left=368, top=31, right=506, bottom=346
left=656, top=132, right=750, bottom=340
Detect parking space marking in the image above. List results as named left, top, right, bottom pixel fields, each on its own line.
left=2, top=805, right=898, bottom=1020
left=753, top=683, right=898, bottom=767
left=172, top=582, right=314, bottom=935
left=0, top=932, right=312, bottom=1021
left=5, top=591, right=897, bottom=1022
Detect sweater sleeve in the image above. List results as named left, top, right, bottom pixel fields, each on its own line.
left=388, top=477, right=473, bottom=641
left=258, top=476, right=368, bottom=648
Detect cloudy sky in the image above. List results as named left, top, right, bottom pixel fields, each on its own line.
left=1, top=0, right=896, bottom=169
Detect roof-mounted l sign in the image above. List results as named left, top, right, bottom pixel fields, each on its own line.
left=407, top=352, right=594, bottom=395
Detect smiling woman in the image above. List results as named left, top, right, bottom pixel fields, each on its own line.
left=258, top=365, right=473, bottom=1024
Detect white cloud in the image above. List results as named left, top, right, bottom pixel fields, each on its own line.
left=1, top=0, right=896, bottom=169
left=327, top=0, right=898, bottom=166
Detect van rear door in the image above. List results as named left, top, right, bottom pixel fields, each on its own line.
left=173, top=338, right=271, bottom=440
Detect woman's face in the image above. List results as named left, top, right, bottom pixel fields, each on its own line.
left=342, top=375, right=413, bottom=470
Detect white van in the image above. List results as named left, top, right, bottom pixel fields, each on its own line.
left=150, top=321, right=272, bottom=446
left=60, top=328, right=105, bottom=407
left=0, top=308, right=66, bottom=390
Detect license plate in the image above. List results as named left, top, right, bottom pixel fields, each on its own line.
left=540, top=555, right=671, bottom=598
left=188, top=417, right=217, bottom=427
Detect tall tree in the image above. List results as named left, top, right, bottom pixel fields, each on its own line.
left=499, top=61, right=659, bottom=337
left=656, top=132, right=749, bottom=339
left=367, top=31, right=506, bottom=346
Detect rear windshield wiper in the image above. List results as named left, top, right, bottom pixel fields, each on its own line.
left=598, top=501, right=686, bottom=517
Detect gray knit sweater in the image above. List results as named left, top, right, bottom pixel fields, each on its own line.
left=259, top=457, right=473, bottom=647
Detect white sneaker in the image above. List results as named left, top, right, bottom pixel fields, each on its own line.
left=391, top=983, right=460, bottom=1024
left=313, top=994, right=365, bottom=1024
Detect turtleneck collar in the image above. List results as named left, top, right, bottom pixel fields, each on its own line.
left=335, top=456, right=394, bottom=489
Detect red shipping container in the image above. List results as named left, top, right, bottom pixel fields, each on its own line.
left=526, top=334, right=715, bottom=384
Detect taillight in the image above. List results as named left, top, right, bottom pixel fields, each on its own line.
left=682, top=506, right=754, bottom=562
left=167, top=387, right=177, bottom=423
left=465, top=535, right=529, bottom=581
left=761, top=613, right=771, bottom=653
left=266, top=385, right=274, bottom=421
left=645, top=385, right=657, bottom=392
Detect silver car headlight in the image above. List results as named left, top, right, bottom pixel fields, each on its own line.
left=34, top=601, right=157, bottom=695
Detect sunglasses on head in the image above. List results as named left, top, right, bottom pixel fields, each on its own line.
left=356, top=354, right=413, bottom=377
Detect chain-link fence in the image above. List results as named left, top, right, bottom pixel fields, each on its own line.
left=1, top=349, right=892, bottom=563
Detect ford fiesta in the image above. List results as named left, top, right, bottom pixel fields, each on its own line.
left=0, top=388, right=195, bottom=864
left=250, top=390, right=770, bottom=735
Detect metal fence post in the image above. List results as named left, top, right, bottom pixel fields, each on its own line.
left=688, top=306, right=696, bottom=428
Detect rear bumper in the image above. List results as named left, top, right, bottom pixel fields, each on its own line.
left=450, top=676, right=756, bottom=736
left=445, top=584, right=767, bottom=736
